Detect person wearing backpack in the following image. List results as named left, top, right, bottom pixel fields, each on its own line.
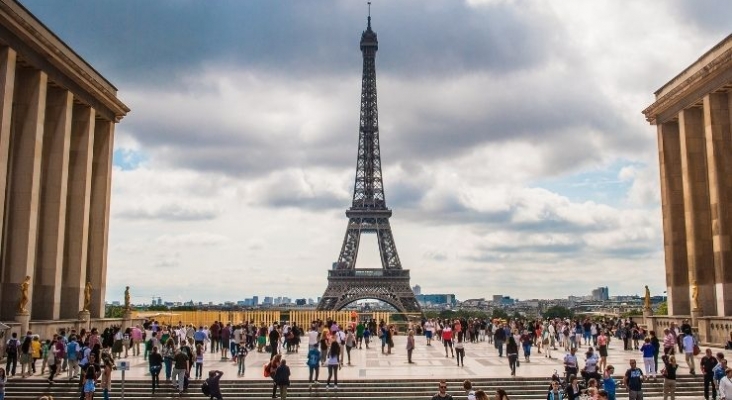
left=4, top=332, right=20, bottom=376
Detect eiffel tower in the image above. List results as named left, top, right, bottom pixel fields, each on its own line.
left=316, top=12, right=421, bottom=314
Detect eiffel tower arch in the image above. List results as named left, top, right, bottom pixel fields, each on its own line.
left=317, top=13, right=421, bottom=314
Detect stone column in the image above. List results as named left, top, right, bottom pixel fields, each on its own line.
left=88, top=120, right=114, bottom=319
left=0, top=47, right=16, bottom=273
left=658, top=121, right=690, bottom=315
left=33, top=87, right=73, bottom=320
left=704, top=92, right=732, bottom=316
left=0, top=67, right=47, bottom=320
left=679, top=107, right=716, bottom=316
left=60, top=104, right=95, bottom=319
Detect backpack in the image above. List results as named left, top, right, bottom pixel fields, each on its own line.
left=201, top=380, right=211, bottom=396
left=6, top=338, right=18, bottom=355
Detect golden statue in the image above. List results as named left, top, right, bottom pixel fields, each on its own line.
left=83, top=281, right=92, bottom=311
left=17, top=275, right=30, bottom=313
left=691, top=281, right=700, bottom=310
left=124, top=286, right=131, bottom=309
left=644, top=285, right=651, bottom=309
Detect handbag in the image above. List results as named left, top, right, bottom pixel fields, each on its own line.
left=693, top=344, right=701, bottom=356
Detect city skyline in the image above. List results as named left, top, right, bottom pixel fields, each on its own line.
left=18, top=0, right=730, bottom=303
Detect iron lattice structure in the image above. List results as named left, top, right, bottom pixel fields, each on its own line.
left=317, top=16, right=421, bottom=314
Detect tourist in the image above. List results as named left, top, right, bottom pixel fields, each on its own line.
left=220, top=323, right=231, bottom=359
left=431, top=380, right=453, bottom=400
left=682, top=333, right=696, bottom=375
left=172, top=348, right=189, bottom=395
left=66, top=335, right=80, bottom=380
left=506, top=336, right=519, bottom=377
left=386, top=324, right=394, bottom=355
left=623, top=359, right=644, bottom=400
left=463, top=380, right=476, bottom=400
left=583, top=348, right=601, bottom=384
left=662, top=329, right=676, bottom=356
left=455, top=335, right=466, bottom=367
left=307, top=326, right=319, bottom=351
left=661, top=354, right=678, bottom=400
left=714, top=357, right=727, bottom=394
left=494, top=324, right=506, bottom=357
left=46, top=338, right=57, bottom=384
left=701, top=348, right=718, bottom=400
left=407, top=330, right=415, bottom=364
left=566, top=375, right=582, bottom=400
left=640, top=338, right=656, bottom=380
left=161, top=338, right=175, bottom=381
left=547, top=380, right=562, bottom=400
left=720, top=368, right=732, bottom=400
left=326, top=340, right=340, bottom=389
left=521, top=330, right=532, bottom=363
left=148, top=346, right=163, bottom=394
left=268, top=354, right=282, bottom=398
left=205, top=370, right=224, bottom=400
left=31, top=335, right=41, bottom=375
left=82, top=353, right=101, bottom=400
left=306, top=345, right=320, bottom=386
left=443, top=324, right=454, bottom=358
left=236, top=342, right=248, bottom=376
left=475, top=390, right=489, bottom=400
left=598, top=331, right=609, bottom=371
left=19, top=336, right=32, bottom=378
left=5, top=332, right=20, bottom=376
left=564, top=347, right=579, bottom=380
left=602, top=365, right=617, bottom=400
left=99, top=356, right=113, bottom=400
left=131, top=325, right=143, bottom=357
left=494, top=388, right=510, bottom=400
left=363, top=325, right=371, bottom=349
left=345, top=329, right=356, bottom=365
left=425, top=319, right=434, bottom=346
left=269, top=325, right=280, bottom=360
left=274, top=359, right=291, bottom=399
left=193, top=343, right=204, bottom=380
left=0, top=368, right=6, bottom=400
left=209, top=322, right=220, bottom=354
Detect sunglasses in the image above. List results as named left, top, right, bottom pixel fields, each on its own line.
left=439, top=386, right=447, bottom=389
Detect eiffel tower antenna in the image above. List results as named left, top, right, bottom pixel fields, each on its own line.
left=317, top=10, right=421, bottom=314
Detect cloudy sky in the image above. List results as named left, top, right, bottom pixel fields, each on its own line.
left=20, top=0, right=731, bottom=304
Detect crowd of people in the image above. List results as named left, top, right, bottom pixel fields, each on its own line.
left=3, top=316, right=732, bottom=400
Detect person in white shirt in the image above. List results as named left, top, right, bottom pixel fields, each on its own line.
left=720, top=368, right=732, bottom=400
left=307, top=327, right=319, bottom=350
left=424, top=320, right=434, bottom=346
left=682, top=334, right=696, bottom=375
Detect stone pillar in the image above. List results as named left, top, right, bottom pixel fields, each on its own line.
left=60, top=104, right=95, bottom=319
left=33, top=87, right=73, bottom=320
left=704, top=93, right=732, bottom=316
left=0, top=68, right=47, bottom=320
left=658, top=121, right=690, bottom=315
left=679, top=107, right=716, bottom=316
left=0, top=47, right=16, bottom=277
left=87, top=120, right=114, bottom=319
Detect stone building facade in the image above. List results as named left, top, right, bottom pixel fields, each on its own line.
left=643, top=34, right=732, bottom=321
left=0, top=0, right=128, bottom=322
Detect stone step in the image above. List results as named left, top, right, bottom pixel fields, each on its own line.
left=4, top=377, right=708, bottom=399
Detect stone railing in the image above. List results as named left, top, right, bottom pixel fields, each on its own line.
left=644, top=314, right=732, bottom=346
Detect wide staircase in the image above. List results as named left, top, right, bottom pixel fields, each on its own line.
left=5, top=376, right=707, bottom=399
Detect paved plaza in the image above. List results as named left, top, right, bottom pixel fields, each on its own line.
left=24, top=333, right=723, bottom=382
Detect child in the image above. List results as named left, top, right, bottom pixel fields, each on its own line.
left=195, top=344, right=204, bottom=380
left=306, top=346, right=320, bottom=386
left=236, top=344, right=248, bottom=376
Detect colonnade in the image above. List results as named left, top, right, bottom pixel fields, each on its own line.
left=644, top=34, right=732, bottom=320
left=0, top=0, right=129, bottom=322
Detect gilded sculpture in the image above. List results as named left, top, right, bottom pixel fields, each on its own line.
left=83, top=281, right=92, bottom=311
left=17, top=275, right=30, bottom=313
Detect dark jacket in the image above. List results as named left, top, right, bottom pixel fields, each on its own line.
left=274, top=364, right=291, bottom=386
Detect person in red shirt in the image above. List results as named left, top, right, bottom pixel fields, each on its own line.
left=442, top=326, right=454, bottom=358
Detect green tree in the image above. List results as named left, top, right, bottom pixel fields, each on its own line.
left=491, top=308, right=509, bottom=320
left=543, top=305, right=574, bottom=320
left=655, top=302, right=668, bottom=316
left=105, top=305, right=126, bottom=318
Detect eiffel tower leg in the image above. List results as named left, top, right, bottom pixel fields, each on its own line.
left=376, top=218, right=401, bottom=270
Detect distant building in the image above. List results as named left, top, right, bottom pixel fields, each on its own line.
left=263, top=297, right=273, bottom=305
left=592, top=287, right=610, bottom=301
left=252, top=296, right=259, bottom=306
left=295, top=299, right=306, bottom=306
left=416, top=294, right=456, bottom=306
left=413, top=285, right=422, bottom=295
